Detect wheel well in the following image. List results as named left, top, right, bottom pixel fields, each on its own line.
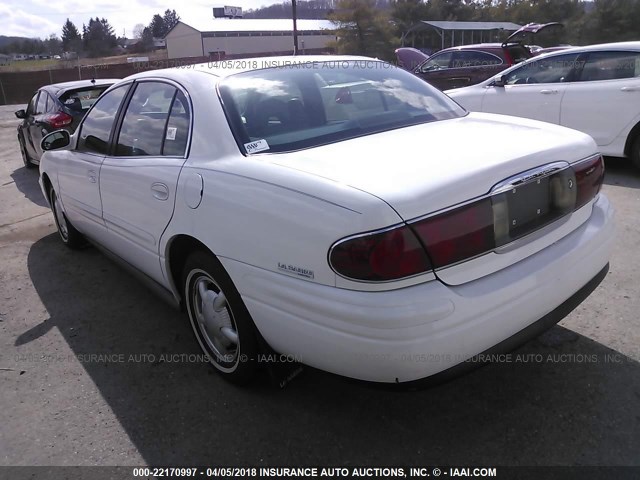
left=167, top=235, right=213, bottom=306
left=41, top=173, right=53, bottom=202
left=624, top=121, right=640, bottom=157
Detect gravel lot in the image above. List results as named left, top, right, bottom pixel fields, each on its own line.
left=0, top=104, right=638, bottom=467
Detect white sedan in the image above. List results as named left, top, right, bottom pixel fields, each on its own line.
left=446, top=42, right=640, bottom=168
left=39, top=56, right=614, bottom=385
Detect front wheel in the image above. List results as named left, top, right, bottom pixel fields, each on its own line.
left=182, top=251, right=258, bottom=384
left=18, top=134, right=36, bottom=169
left=49, top=188, right=84, bottom=249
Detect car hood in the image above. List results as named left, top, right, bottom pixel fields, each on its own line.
left=267, top=112, right=597, bottom=221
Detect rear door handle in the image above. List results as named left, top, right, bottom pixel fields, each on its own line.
left=151, top=182, right=169, bottom=201
left=540, top=89, right=559, bottom=94
left=621, top=86, right=640, bottom=92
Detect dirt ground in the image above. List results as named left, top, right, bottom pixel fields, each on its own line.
left=0, top=104, right=638, bottom=467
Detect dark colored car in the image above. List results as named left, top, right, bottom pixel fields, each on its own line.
left=15, top=79, right=119, bottom=168
left=396, top=22, right=562, bottom=90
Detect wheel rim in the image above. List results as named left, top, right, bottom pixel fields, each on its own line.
left=52, top=193, right=69, bottom=241
left=188, top=270, right=239, bottom=368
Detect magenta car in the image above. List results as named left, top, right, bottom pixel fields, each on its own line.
left=396, top=22, right=563, bottom=90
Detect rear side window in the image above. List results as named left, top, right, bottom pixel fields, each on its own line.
left=77, top=85, right=129, bottom=155
left=60, top=86, right=111, bottom=113
left=579, top=51, right=640, bottom=81
left=27, top=93, right=38, bottom=115
left=116, top=82, right=179, bottom=157
left=162, top=91, right=191, bottom=156
left=451, top=51, right=502, bottom=68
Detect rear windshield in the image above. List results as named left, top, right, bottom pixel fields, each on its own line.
left=218, top=61, right=466, bottom=154
left=59, top=86, right=111, bottom=112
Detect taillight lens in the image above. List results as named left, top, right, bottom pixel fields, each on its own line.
left=330, top=156, right=604, bottom=281
left=329, top=225, right=431, bottom=281
left=411, top=198, right=495, bottom=269
left=574, top=155, right=605, bottom=210
left=46, top=111, right=73, bottom=129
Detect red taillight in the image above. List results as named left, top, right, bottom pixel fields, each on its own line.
left=411, top=198, right=495, bottom=269
left=46, top=111, right=73, bottom=129
left=574, top=155, right=605, bottom=209
left=329, top=225, right=431, bottom=281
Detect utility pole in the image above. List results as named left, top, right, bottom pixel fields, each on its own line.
left=292, top=0, right=299, bottom=55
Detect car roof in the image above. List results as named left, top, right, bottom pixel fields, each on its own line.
left=539, top=41, right=640, bottom=55
left=124, top=55, right=375, bottom=83
left=41, top=79, right=120, bottom=97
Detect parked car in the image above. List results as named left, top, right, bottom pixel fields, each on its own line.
left=446, top=42, right=640, bottom=169
left=396, top=22, right=562, bottom=90
left=15, top=79, right=119, bottom=168
left=38, top=56, right=613, bottom=386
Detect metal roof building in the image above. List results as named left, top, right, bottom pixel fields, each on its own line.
left=402, top=20, right=523, bottom=49
left=165, top=19, right=337, bottom=59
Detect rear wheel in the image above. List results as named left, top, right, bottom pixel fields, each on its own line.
left=49, top=189, right=84, bottom=249
left=182, top=251, right=258, bottom=384
left=632, top=136, right=640, bottom=170
left=18, top=134, right=36, bottom=169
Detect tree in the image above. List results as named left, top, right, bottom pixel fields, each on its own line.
left=83, top=17, right=117, bottom=57
left=133, top=23, right=145, bottom=39
left=61, top=18, right=82, bottom=52
left=149, top=14, right=166, bottom=38
left=329, top=0, right=397, bottom=60
left=162, top=9, right=180, bottom=34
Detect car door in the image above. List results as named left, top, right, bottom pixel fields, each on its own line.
left=560, top=50, right=640, bottom=149
left=447, top=50, right=505, bottom=89
left=26, top=92, right=48, bottom=159
left=21, top=92, right=39, bottom=158
left=414, top=51, right=453, bottom=90
left=481, top=52, right=582, bottom=124
left=56, top=84, right=130, bottom=240
left=98, top=81, right=191, bottom=285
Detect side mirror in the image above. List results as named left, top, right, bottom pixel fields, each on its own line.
left=493, top=75, right=507, bottom=87
left=15, top=109, right=27, bottom=119
left=41, top=130, right=71, bottom=151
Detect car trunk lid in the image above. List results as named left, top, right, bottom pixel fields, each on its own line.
left=268, top=113, right=602, bottom=284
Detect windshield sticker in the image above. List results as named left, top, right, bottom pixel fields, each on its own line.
left=244, top=139, right=270, bottom=154
left=166, top=127, right=177, bottom=141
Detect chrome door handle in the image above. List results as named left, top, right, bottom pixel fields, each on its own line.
left=621, top=86, right=640, bottom=92
left=540, top=89, right=558, bottom=94
left=151, top=182, right=169, bottom=201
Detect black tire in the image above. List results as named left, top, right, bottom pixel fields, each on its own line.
left=49, top=188, right=84, bottom=249
left=182, top=250, right=259, bottom=384
left=18, top=134, right=36, bottom=169
left=632, top=136, right=640, bottom=170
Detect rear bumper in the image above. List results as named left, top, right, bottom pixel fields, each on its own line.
left=223, top=194, right=615, bottom=383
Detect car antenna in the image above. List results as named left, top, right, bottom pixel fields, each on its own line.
left=90, top=78, right=96, bottom=84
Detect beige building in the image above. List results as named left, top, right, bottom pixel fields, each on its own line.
left=165, top=18, right=337, bottom=59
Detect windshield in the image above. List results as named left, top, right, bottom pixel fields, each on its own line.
left=218, top=60, right=466, bottom=154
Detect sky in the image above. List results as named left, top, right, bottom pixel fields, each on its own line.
left=0, top=0, right=273, bottom=39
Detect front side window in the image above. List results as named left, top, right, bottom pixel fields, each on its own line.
left=77, top=85, right=129, bottom=155
left=504, top=53, right=581, bottom=85
left=219, top=61, right=466, bottom=154
left=27, top=93, right=39, bottom=115
left=116, top=82, right=179, bottom=157
left=420, top=52, right=453, bottom=72
left=36, top=92, right=47, bottom=114
left=579, top=51, right=640, bottom=82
